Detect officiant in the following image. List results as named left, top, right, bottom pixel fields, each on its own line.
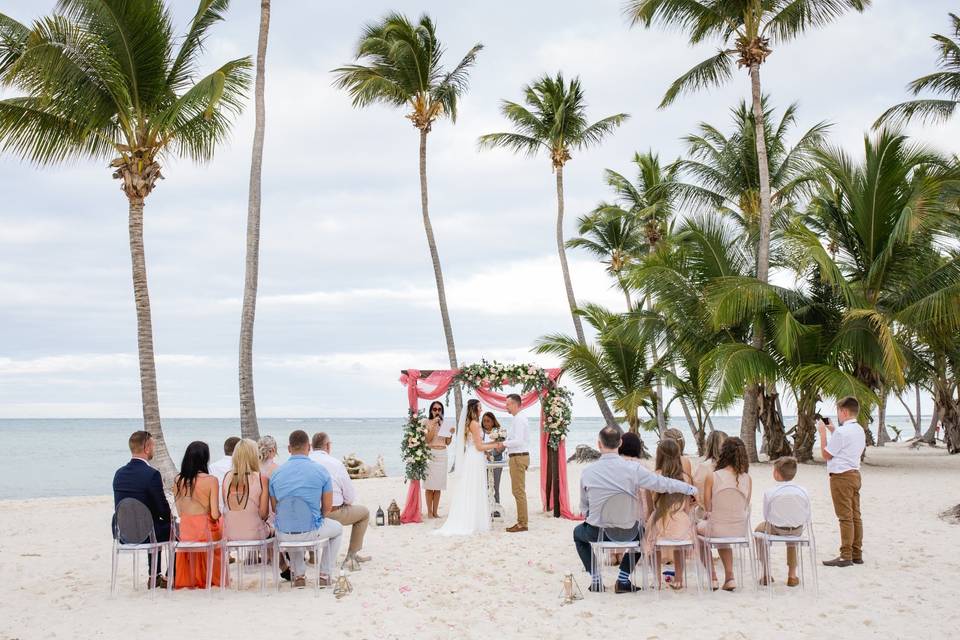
left=423, top=401, right=454, bottom=518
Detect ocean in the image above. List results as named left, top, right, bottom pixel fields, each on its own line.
left=0, top=414, right=905, bottom=499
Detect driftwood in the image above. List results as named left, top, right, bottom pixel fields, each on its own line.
left=566, top=445, right=601, bottom=464
left=343, top=454, right=387, bottom=480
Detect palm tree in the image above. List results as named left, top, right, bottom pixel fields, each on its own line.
left=239, top=0, right=270, bottom=441
left=672, top=99, right=828, bottom=459
left=536, top=304, right=659, bottom=456
left=479, top=72, right=628, bottom=426
left=0, top=0, right=251, bottom=485
left=788, top=129, right=960, bottom=448
left=333, top=13, right=480, bottom=426
left=626, top=0, right=870, bottom=458
left=568, top=151, right=680, bottom=433
left=876, top=13, right=960, bottom=127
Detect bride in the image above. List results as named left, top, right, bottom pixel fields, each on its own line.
left=434, top=399, right=501, bottom=536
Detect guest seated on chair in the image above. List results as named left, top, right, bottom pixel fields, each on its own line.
left=310, top=431, right=371, bottom=569
left=112, top=430, right=171, bottom=589
left=693, top=430, right=727, bottom=499
left=662, top=428, right=695, bottom=479
left=697, top=436, right=752, bottom=591
left=258, top=435, right=280, bottom=479
left=173, top=441, right=224, bottom=589
left=223, top=439, right=273, bottom=542
left=574, top=426, right=696, bottom=594
left=755, top=456, right=810, bottom=587
left=643, top=438, right=696, bottom=589
left=269, top=430, right=343, bottom=589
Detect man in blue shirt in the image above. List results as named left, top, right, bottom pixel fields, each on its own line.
left=269, top=430, right=343, bottom=588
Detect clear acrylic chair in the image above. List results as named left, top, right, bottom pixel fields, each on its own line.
left=752, top=492, right=819, bottom=596
left=588, top=492, right=646, bottom=592
left=696, top=485, right=756, bottom=592
left=110, top=498, right=169, bottom=596
left=168, top=519, right=220, bottom=595
left=650, top=513, right=702, bottom=598
left=274, top=496, right=331, bottom=596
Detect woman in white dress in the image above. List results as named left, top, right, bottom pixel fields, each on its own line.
left=435, top=399, right=502, bottom=536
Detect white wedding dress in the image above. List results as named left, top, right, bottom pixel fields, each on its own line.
left=434, top=430, right=490, bottom=536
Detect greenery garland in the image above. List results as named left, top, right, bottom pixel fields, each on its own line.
left=400, top=409, right=432, bottom=481
left=453, top=360, right=572, bottom=450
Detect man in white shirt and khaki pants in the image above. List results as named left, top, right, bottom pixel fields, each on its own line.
left=503, top=394, right=529, bottom=533
left=310, top=432, right=371, bottom=568
left=818, top=396, right=866, bottom=568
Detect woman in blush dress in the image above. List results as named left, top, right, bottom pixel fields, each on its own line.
left=697, top=436, right=752, bottom=591
left=662, top=428, right=695, bottom=480
left=222, top=439, right=272, bottom=542
left=173, top=441, right=223, bottom=589
left=692, top=430, right=727, bottom=500
left=643, top=439, right=696, bottom=589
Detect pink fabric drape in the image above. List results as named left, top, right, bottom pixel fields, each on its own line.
left=398, top=367, right=582, bottom=523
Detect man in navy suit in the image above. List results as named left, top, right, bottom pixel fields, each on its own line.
left=112, top=430, right=172, bottom=588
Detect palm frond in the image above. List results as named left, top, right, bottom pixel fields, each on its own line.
left=660, top=49, right=734, bottom=108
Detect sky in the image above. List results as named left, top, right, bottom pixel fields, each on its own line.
left=0, top=0, right=956, bottom=419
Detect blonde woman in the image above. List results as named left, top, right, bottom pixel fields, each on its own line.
left=258, top=435, right=280, bottom=480
left=662, top=428, right=695, bottom=480
left=222, top=439, right=272, bottom=541
left=693, top=430, right=728, bottom=499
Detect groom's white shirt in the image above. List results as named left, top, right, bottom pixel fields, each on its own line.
left=502, top=411, right=530, bottom=455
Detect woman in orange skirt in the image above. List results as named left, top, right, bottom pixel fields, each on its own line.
left=174, top=441, right=224, bottom=588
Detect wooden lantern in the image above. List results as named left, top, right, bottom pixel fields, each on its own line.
left=387, top=500, right=401, bottom=526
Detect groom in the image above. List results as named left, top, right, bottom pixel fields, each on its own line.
left=502, top=394, right=529, bottom=533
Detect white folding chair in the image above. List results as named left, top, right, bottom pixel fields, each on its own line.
left=696, top=486, right=756, bottom=592
left=168, top=520, right=221, bottom=595
left=752, top=492, right=819, bottom=596
left=110, top=498, right=170, bottom=596
left=588, top=492, right=646, bottom=592
left=274, top=497, right=331, bottom=596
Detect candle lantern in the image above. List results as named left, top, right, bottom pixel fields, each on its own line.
left=387, top=500, right=401, bottom=526
left=375, top=505, right=385, bottom=527
left=558, top=573, right=584, bottom=605
left=333, top=570, right=353, bottom=599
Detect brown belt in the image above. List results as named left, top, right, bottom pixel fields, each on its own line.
left=829, top=470, right=860, bottom=477
left=509, top=452, right=529, bottom=458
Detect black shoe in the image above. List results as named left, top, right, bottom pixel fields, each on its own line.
left=588, top=583, right=603, bottom=593
left=852, top=558, right=864, bottom=565
left=822, top=557, right=853, bottom=567
left=280, top=568, right=291, bottom=582
left=614, top=581, right=639, bottom=594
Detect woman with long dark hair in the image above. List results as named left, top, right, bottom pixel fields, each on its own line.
left=696, top=436, right=752, bottom=591
left=423, top=400, right=454, bottom=518
left=173, top=441, right=224, bottom=588
left=481, top=411, right=505, bottom=507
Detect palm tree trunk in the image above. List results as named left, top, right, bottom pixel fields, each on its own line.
left=128, top=197, right=176, bottom=486
left=739, top=63, right=773, bottom=463
left=915, top=384, right=922, bottom=439
left=876, top=389, right=891, bottom=445
left=555, top=165, right=618, bottom=428
left=419, top=129, right=463, bottom=426
left=646, top=296, right=666, bottom=435
left=239, top=0, right=270, bottom=441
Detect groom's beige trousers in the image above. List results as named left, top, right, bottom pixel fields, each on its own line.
left=508, top=453, right=530, bottom=527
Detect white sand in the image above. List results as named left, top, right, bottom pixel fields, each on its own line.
left=1, top=443, right=957, bottom=640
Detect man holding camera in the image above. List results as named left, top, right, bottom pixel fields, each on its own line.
left=817, top=396, right=866, bottom=567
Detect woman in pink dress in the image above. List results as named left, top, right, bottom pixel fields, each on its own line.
left=222, top=439, right=272, bottom=541
left=696, top=436, right=752, bottom=591
left=643, top=439, right=696, bottom=589
left=257, top=435, right=280, bottom=479
left=692, top=430, right=728, bottom=500
left=173, top=441, right=223, bottom=589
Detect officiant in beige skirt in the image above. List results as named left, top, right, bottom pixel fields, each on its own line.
left=423, top=401, right=454, bottom=518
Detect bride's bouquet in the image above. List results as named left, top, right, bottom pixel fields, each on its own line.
left=489, top=427, right=507, bottom=443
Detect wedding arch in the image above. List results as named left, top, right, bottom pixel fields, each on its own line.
left=398, top=361, right=582, bottom=523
